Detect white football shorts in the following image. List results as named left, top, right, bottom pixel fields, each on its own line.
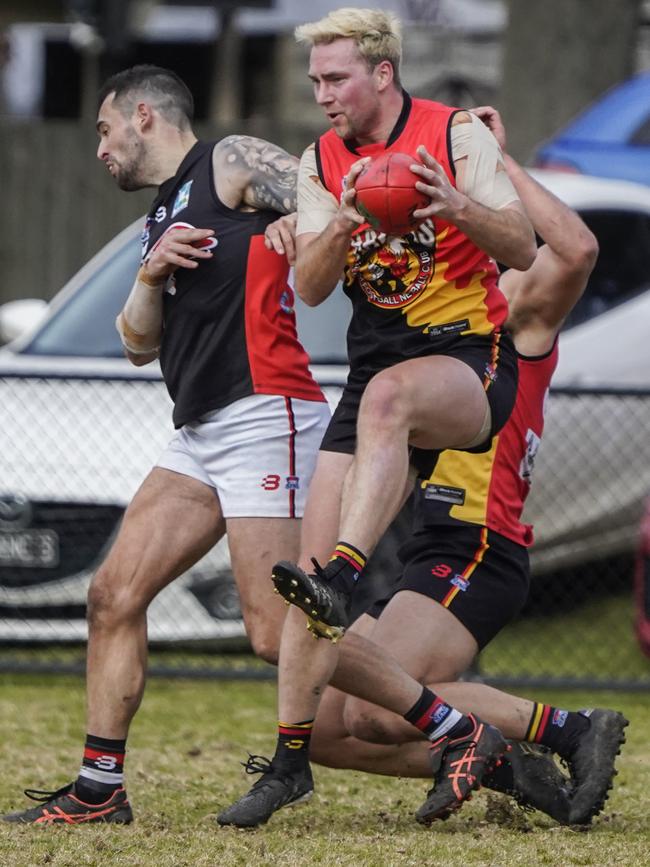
left=156, top=394, right=330, bottom=518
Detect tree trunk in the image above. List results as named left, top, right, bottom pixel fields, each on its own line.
left=209, top=3, right=242, bottom=125
left=500, top=0, right=641, bottom=162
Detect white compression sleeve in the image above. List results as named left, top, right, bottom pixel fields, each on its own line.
left=296, top=144, right=339, bottom=237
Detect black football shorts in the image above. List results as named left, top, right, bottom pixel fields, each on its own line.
left=366, top=523, right=530, bottom=650
left=320, top=329, right=518, bottom=476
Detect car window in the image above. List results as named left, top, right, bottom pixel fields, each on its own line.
left=23, top=232, right=351, bottom=364
left=562, top=209, right=650, bottom=330
left=24, top=237, right=141, bottom=357
left=294, top=287, right=350, bottom=364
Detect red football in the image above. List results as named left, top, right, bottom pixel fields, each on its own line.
left=354, top=152, right=429, bottom=236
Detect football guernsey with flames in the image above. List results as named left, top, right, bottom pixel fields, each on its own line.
left=300, top=94, right=519, bottom=456
left=314, top=95, right=510, bottom=379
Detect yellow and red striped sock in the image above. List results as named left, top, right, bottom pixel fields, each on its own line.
left=525, top=703, right=589, bottom=756
left=321, top=541, right=367, bottom=593
left=331, top=541, right=367, bottom=574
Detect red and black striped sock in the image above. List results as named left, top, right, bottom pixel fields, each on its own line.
left=525, top=703, right=589, bottom=758
left=404, top=686, right=472, bottom=741
left=322, top=541, right=367, bottom=594
left=273, top=720, right=313, bottom=773
left=75, top=734, right=126, bottom=804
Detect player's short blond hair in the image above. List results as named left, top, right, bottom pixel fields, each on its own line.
left=295, top=8, right=402, bottom=85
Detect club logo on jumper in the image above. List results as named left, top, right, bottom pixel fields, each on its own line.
left=285, top=476, right=300, bottom=490
left=347, top=221, right=437, bottom=310
left=280, top=289, right=295, bottom=314
left=150, top=222, right=219, bottom=259
left=171, top=180, right=193, bottom=218
left=450, top=574, right=470, bottom=592
left=520, top=428, right=542, bottom=483
left=552, top=709, right=568, bottom=728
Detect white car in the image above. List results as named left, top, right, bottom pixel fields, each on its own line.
left=535, top=171, right=650, bottom=388
left=520, top=172, right=650, bottom=574
left=0, top=222, right=349, bottom=643
left=1, top=170, right=649, bottom=640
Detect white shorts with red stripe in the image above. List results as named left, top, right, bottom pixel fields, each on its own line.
left=155, top=394, right=330, bottom=518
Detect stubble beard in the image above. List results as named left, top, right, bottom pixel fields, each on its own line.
left=115, top=130, right=149, bottom=192
left=339, top=105, right=379, bottom=143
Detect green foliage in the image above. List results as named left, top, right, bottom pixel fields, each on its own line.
left=0, top=675, right=648, bottom=867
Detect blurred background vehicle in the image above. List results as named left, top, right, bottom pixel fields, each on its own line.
left=533, top=71, right=650, bottom=186
left=528, top=170, right=650, bottom=387
left=2, top=168, right=650, bottom=644
left=0, top=219, right=350, bottom=644
left=506, top=172, right=650, bottom=587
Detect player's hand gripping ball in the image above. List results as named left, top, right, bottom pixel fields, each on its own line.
left=354, top=152, right=429, bottom=236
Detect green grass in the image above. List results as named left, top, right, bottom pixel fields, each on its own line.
left=1, top=675, right=649, bottom=866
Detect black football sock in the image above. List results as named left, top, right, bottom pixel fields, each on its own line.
left=272, top=720, right=313, bottom=774
left=525, top=703, right=589, bottom=758
left=74, top=734, right=126, bottom=804
left=318, top=541, right=367, bottom=595
left=403, top=687, right=474, bottom=741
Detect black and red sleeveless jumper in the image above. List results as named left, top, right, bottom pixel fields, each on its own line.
left=141, top=140, right=325, bottom=428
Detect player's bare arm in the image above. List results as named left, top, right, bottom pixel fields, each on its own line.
left=213, top=135, right=299, bottom=214
left=498, top=157, right=598, bottom=351
left=116, top=225, right=214, bottom=366
left=411, top=143, right=536, bottom=271
left=473, top=105, right=598, bottom=353
left=294, top=156, right=368, bottom=306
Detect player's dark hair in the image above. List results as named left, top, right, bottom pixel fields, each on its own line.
left=98, top=65, right=194, bottom=129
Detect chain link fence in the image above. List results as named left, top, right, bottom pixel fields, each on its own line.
left=1, top=373, right=650, bottom=688
left=481, top=387, right=650, bottom=689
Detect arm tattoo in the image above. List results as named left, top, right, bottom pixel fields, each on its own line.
left=219, top=135, right=298, bottom=214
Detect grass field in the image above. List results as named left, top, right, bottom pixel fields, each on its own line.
left=1, top=674, right=649, bottom=866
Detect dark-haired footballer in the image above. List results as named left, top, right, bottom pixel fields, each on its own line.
left=2, top=64, right=329, bottom=825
